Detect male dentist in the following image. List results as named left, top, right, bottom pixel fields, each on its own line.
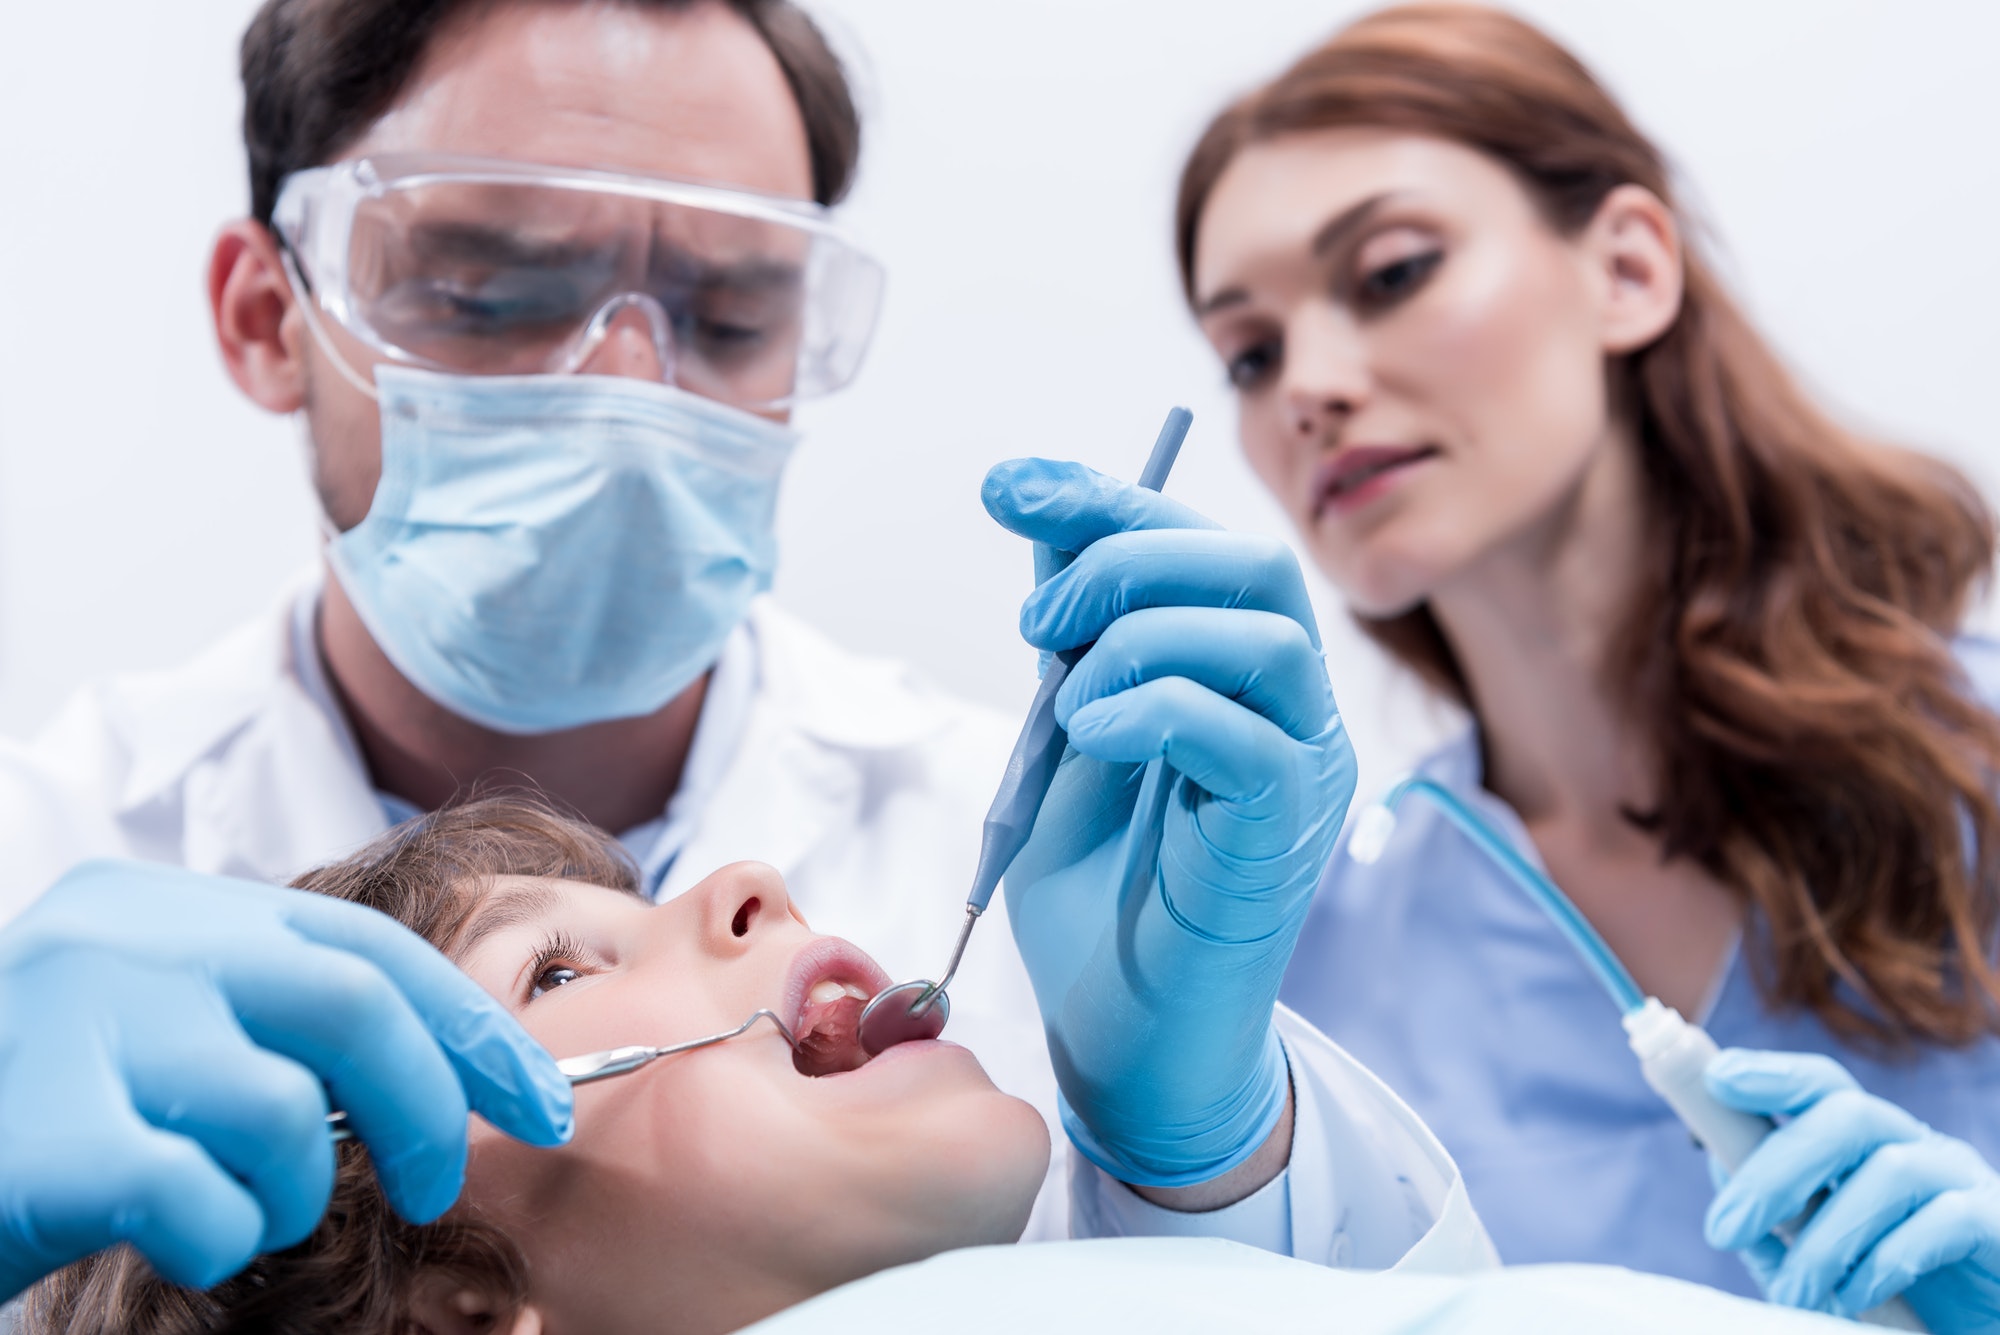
left=0, top=0, right=1489, bottom=1300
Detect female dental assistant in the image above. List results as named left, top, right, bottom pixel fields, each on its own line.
left=1173, top=3, right=2000, bottom=1326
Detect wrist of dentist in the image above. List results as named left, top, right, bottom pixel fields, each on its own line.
left=1134, top=1079, right=1295, bottom=1211
left=1063, top=1042, right=1299, bottom=1259
left=1058, top=1023, right=1295, bottom=1199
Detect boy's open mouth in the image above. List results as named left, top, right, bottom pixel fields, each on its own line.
left=791, top=978, right=874, bottom=1076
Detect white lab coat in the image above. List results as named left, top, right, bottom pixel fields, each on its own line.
left=0, top=575, right=1493, bottom=1265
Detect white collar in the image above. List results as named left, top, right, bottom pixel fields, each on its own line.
left=287, top=574, right=761, bottom=892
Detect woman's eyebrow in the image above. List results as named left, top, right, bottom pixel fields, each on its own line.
left=453, top=882, right=565, bottom=960
left=1310, top=191, right=1397, bottom=259
left=1195, top=191, right=1399, bottom=317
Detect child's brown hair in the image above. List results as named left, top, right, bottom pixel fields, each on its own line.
left=25, top=794, right=639, bottom=1334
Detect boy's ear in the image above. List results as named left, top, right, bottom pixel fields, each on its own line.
left=406, top=1271, right=544, bottom=1335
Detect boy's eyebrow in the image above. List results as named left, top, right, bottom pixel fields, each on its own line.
left=453, top=881, right=565, bottom=960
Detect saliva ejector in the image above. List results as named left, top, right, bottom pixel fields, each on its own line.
left=1349, top=778, right=1927, bottom=1331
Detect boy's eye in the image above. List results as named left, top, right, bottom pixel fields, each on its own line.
left=524, top=929, right=596, bottom=1001
left=530, top=964, right=583, bottom=999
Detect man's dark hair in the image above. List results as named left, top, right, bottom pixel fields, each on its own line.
left=239, top=0, right=862, bottom=225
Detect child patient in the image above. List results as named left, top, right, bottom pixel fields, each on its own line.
left=22, top=798, right=1868, bottom=1335
left=24, top=795, right=1052, bottom=1335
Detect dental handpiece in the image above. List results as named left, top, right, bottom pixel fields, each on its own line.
left=856, top=407, right=1194, bottom=1056
left=324, top=1009, right=798, bottom=1144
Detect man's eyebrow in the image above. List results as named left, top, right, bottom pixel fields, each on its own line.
left=1194, top=191, right=1399, bottom=318
left=651, top=243, right=805, bottom=293
left=407, top=221, right=611, bottom=268
left=452, top=882, right=564, bottom=961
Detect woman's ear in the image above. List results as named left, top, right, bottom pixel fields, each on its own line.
left=1581, top=183, right=1684, bottom=355
left=406, top=1270, right=544, bottom=1335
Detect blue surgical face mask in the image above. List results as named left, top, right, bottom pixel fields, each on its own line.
left=326, top=365, right=799, bottom=734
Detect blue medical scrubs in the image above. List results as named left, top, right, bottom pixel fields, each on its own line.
left=1281, top=637, right=2000, bottom=1297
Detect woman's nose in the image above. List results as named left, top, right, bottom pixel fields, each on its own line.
left=686, top=861, right=800, bottom=953
left=1281, top=305, right=1371, bottom=438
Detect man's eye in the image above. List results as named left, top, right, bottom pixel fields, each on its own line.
left=1357, top=250, right=1443, bottom=307
left=530, top=965, right=582, bottom=999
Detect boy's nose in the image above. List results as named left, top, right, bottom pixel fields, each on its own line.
left=689, top=861, right=798, bottom=952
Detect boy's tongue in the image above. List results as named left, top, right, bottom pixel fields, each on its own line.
left=794, top=995, right=870, bottom=1076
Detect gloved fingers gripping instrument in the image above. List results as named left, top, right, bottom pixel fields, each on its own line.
left=272, top=153, right=885, bottom=409
left=974, top=451, right=1356, bottom=1190
left=855, top=409, right=1193, bottom=1059
left=0, top=860, right=572, bottom=1301
left=326, top=1009, right=800, bottom=1142
left=1702, top=1050, right=2000, bottom=1334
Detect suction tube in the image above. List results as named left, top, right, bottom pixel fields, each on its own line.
left=1349, top=776, right=1647, bottom=1015
left=1348, top=778, right=1928, bottom=1330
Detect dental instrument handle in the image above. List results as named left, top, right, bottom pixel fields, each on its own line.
left=1135, top=406, right=1192, bottom=491
left=1624, top=1000, right=1927, bottom=1331
left=326, top=1010, right=800, bottom=1143
left=964, top=659, right=1074, bottom=915
left=557, top=1045, right=661, bottom=1086
left=912, top=904, right=981, bottom=1013
left=871, top=408, right=1198, bottom=1044
left=961, top=405, right=1194, bottom=918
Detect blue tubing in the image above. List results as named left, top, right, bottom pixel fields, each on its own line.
left=1379, top=777, right=1647, bottom=1016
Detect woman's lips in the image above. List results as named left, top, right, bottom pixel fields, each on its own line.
left=1312, top=444, right=1441, bottom=519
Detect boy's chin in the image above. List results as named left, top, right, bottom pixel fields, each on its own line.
left=811, top=1137, right=1047, bottom=1285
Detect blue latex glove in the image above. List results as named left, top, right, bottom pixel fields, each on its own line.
left=982, top=457, right=1354, bottom=1188
left=0, top=859, right=574, bottom=1301
left=1704, top=1048, right=2000, bottom=1331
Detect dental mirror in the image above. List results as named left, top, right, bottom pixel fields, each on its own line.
left=857, top=978, right=951, bottom=1055
left=857, top=409, right=1194, bottom=1061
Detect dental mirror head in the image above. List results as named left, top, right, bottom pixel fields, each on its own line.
left=857, top=979, right=950, bottom=1055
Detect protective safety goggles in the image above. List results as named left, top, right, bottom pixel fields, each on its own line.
left=272, top=154, right=885, bottom=410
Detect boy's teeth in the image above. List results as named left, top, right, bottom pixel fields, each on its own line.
left=808, top=978, right=871, bottom=1005
left=808, top=978, right=847, bottom=1004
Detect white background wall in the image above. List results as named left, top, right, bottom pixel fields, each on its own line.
left=1, top=1, right=1995, bottom=803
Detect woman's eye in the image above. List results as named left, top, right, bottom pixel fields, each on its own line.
left=1226, top=339, right=1282, bottom=390
left=1357, top=249, right=1443, bottom=308
left=530, top=964, right=582, bottom=999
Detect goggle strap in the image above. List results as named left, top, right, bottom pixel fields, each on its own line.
left=281, top=251, right=381, bottom=402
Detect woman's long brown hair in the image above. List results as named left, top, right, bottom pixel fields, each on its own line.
left=1176, top=3, right=2000, bottom=1048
